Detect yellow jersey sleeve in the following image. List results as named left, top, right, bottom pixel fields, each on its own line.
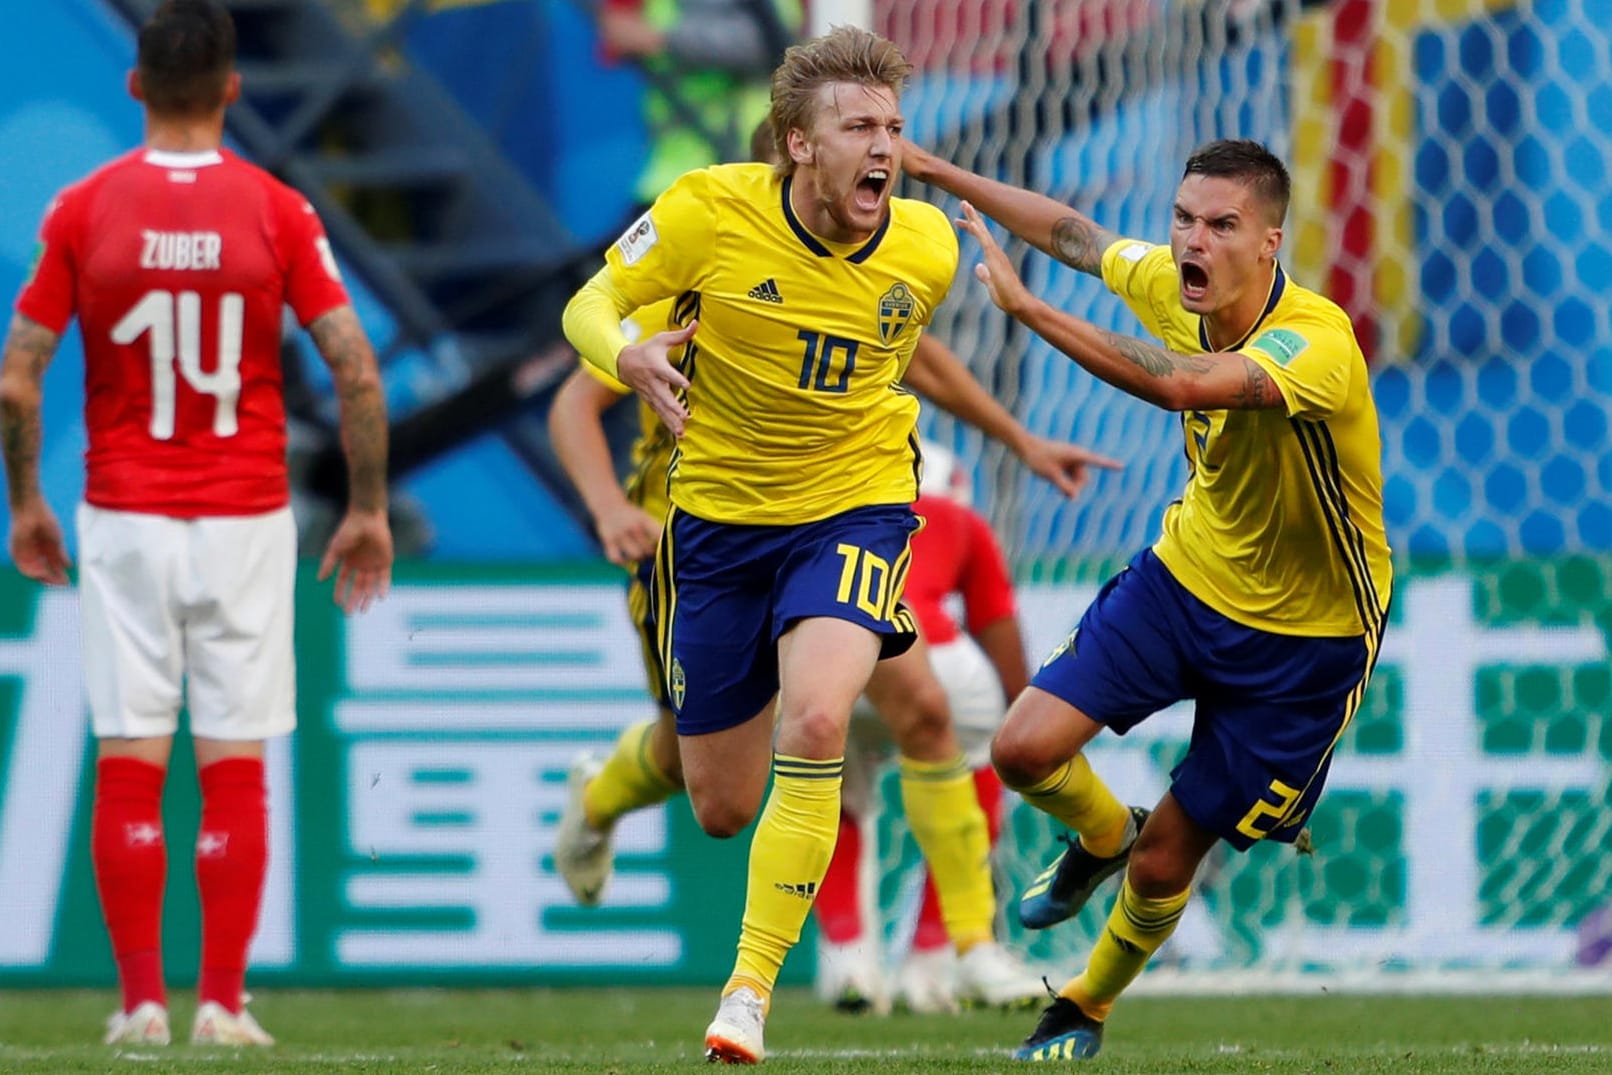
left=563, top=170, right=717, bottom=379
left=603, top=169, right=717, bottom=307
left=1238, top=313, right=1359, bottom=422
left=1100, top=239, right=1183, bottom=341
left=578, top=299, right=682, bottom=395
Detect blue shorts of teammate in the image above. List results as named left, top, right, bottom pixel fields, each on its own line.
left=653, top=503, right=920, bottom=736
left=1032, top=547, right=1377, bottom=851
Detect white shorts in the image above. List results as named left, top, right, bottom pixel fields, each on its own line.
left=78, top=503, right=297, bottom=741
left=843, top=633, right=1007, bottom=814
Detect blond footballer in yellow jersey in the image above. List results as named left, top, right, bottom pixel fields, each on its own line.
left=560, top=28, right=1009, bottom=1063
left=906, top=138, right=1392, bottom=1061
left=1100, top=241, right=1391, bottom=635
left=564, top=160, right=958, bottom=524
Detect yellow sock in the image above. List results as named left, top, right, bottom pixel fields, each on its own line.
left=1060, top=879, right=1189, bottom=1020
left=728, top=754, right=842, bottom=998
left=1015, top=755, right=1129, bottom=857
left=899, top=754, right=995, bottom=950
left=582, top=719, right=680, bottom=829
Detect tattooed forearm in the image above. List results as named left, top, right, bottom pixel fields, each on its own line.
left=1050, top=215, right=1121, bottom=276
left=1099, top=331, right=1214, bottom=378
left=0, top=315, right=62, bottom=506
left=1232, top=358, right=1281, bottom=408
left=310, top=307, right=390, bottom=513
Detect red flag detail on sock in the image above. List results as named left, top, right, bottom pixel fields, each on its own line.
left=92, top=756, right=169, bottom=1012
left=196, top=757, right=268, bottom=1014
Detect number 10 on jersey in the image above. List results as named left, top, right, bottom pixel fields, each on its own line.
left=111, top=289, right=244, bottom=440
left=797, top=330, right=858, bottom=393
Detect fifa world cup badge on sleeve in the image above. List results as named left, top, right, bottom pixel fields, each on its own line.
left=617, top=212, right=659, bottom=266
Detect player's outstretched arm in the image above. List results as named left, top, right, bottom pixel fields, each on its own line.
left=902, top=141, right=1121, bottom=277
left=550, top=367, right=663, bottom=566
left=0, top=315, right=70, bottom=584
left=308, top=305, right=393, bottom=613
left=958, top=204, right=1286, bottom=413
left=903, top=334, right=1120, bottom=498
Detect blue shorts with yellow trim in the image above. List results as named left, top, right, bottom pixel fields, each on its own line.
left=654, top=503, right=920, bottom=736
left=1033, top=548, right=1376, bottom=851
left=626, top=557, right=671, bottom=709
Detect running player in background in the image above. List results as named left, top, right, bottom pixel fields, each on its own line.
left=0, top=0, right=391, bottom=1048
left=904, top=138, right=1391, bottom=1060
left=816, top=441, right=1035, bottom=1016
left=562, top=27, right=1115, bottom=1062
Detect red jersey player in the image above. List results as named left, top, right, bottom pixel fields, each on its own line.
left=0, top=0, right=391, bottom=1048
left=817, top=442, right=1043, bottom=1014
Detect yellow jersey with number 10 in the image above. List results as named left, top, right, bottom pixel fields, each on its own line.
left=597, top=162, right=958, bottom=525
left=1101, top=239, right=1393, bottom=638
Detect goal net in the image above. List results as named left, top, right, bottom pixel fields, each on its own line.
left=859, top=0, right=1612, bottom=988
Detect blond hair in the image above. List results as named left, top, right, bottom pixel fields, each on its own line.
left=768, top=26, right=913, bottom=177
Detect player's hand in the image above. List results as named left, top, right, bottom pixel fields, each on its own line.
left=596, top=501, right=662, bottom=567
left=7, top=499, right=70, bottom=585
left=318, top=507, right=393, bottom=614
left=1017, top=434, right=1124, bottom=499
left=617, top=321, right=695, bottom=437
left=957, top=202, right=1034, bottom=317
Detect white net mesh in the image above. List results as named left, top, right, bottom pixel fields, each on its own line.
left=858, top=0, right=1612, bottom=986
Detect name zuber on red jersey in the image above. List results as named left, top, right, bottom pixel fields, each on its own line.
left=16, top=147, right=349, bottom=518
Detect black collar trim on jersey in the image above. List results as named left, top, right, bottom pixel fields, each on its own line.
left=1198, top=262, right=1287, bottom=352
left=781, top=175, right=890, bottom=262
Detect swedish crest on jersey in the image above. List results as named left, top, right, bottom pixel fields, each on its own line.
left=877, top=282, right=916, bottom=344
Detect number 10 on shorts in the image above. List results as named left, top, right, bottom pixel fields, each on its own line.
left=834, top=542, right=894, bottom=618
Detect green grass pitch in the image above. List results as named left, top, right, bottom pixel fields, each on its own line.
left=1, top=989, right=1608, bottom=1073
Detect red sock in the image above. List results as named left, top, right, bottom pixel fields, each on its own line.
left=196, top=757, right=268, bottom=1014
left=912, top=766, right=1008, bottom=952
left=815, top=811, right=864, bottom=944
left=91, top=757, right=169, bottom=1012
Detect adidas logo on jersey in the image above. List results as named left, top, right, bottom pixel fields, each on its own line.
left=747, top=278, right=784, bottom=304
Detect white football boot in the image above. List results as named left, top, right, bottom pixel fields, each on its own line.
left=892, top=945, right=960, bottom=1014
left=104, top=1001, right=170, bottom=1046
left=553, top=753, right=613, bottom=906
left=704, top=986, right=766, bottom=1064
left=190, top=1000, right=275, bottom=1046
left=816, top=939, right=890, bottom=1015
left=954, top=941, right=1046, bottom=1009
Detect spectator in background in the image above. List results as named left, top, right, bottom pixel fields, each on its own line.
left=596, top=0, right=801, bottom=206
left=0, top=0, right=392, bottom=1048
left=816, top=441, right=1040, bottom=1016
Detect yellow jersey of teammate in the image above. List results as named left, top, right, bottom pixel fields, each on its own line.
left=569, top=162, right=959, bottom=525
left=581, top=297, right=680, bottom=523
left=1101, top=239, right=1392, bottom=636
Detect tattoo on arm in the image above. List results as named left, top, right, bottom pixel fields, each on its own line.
left=1051, top=215, right=1122, bottom=276
left=1232, top=358, right=1282, bottom=409
left=309, top=307, right=389, bottom=513
left=1099, top=331, right=1214, bottom=378
left=0, top=315, right=62, bottom=506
